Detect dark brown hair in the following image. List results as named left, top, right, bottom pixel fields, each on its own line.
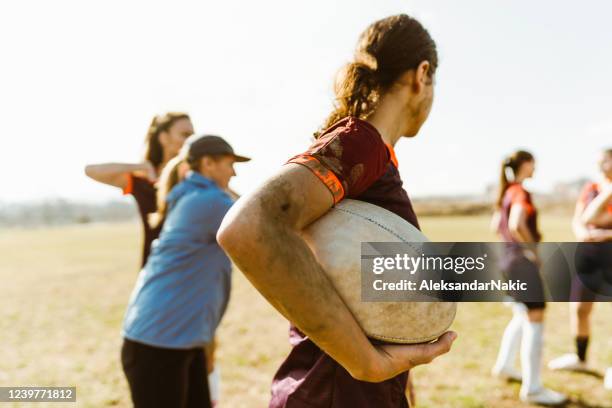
left=496, top=150, right=535, bottom=208
left=144, top=112, right=191, bottom=169
left=318, top=14, right=437, bottom=136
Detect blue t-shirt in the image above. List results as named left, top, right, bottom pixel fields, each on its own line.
left=122, top=172, right=233, bottom=349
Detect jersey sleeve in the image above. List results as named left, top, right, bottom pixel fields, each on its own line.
left=286, top=119, right=390, bottom=203
left=508, top=185, right=534, bottom=214
left=123, top=173, right=134, bottom=195
left=578, top=182, right=598, bottom=207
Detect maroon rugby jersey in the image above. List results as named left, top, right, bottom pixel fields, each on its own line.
left=271, top=117, right=418, bottom=408
left=498, top=183, right=541, bottom=243
left=579, top=182, right=612, bottom=218
left=123, top=174, right=163, bottom=267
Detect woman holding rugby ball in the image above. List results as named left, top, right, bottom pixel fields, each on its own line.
left=491, top=150, right=567, bottom=405
left=218, top=14, right=456, bottom=408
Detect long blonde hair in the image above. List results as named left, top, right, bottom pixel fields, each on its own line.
left=149, top=151, right=227, bottom=227
left=149, top=153, right=198, bottom=228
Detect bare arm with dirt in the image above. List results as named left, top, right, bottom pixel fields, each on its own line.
left=217, top=164, right=456, bottom=383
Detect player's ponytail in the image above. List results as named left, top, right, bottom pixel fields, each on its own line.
left=149, top=144, right=212, bottom=228
left=317, top=14, right=437, bottom=137
left=495, top=150, right=534, bottom=208
left=149, top=156, right=185, bottom=228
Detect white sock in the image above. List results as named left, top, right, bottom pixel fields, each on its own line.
left=209, top=366, right=220, bottom=405
left=494, top=303, right=525, bottom=372
left=521, top=321, right=544, bottom=395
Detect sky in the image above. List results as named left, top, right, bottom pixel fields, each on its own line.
left=1, top=0, right=611, bottom=203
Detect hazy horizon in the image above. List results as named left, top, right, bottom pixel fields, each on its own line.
left=2, top=0, right=611, bottom=203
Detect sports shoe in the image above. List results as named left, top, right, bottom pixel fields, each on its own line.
left=548, top=353, right=588, bottom=372
left=605, top=367, right=612, bottom=390
left=491, top=366, right=522, bottom=382
left=520, top=387, right=568, bottom=406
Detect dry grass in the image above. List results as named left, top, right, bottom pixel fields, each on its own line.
left=0, top=215, right=610, bottom=407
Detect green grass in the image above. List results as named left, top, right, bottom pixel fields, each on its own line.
left=0, top=216, right=609, bottom=407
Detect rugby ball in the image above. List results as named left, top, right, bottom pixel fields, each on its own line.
left=302, top=199, right=457, bottom=344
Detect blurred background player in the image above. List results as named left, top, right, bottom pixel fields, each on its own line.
left=121, top=134, right=249, bottom=408
left=85, top=112, right=194, bottom=266
left=549, top=147, right=612, bottom=390
left=491, top=150, right=567, bottom=405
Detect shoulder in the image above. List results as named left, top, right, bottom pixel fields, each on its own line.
left=577, top=181, right=599, bottom=205
left=580, top=181, right=598, bottom=195
left=505, top=184, right=525, bottom=198
left=310, top=117, right=387, bottom=157
left=287, top=117, right=390, bottom=199
left=506, top=184, right=531, bottom=205
left=179, top=188, right=232, bottom=214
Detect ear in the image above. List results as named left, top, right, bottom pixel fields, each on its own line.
left=199, top=156, right=216, bottom=172
left=158, top=131, right=170, bottom=148
left=413, top=61, right=431, bottom=92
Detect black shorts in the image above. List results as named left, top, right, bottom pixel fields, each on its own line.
left=571, top=242, right=612, bottom=302
left=503, top=255, right=546, bottom=310
left=121, top=338, right=211, bottom=408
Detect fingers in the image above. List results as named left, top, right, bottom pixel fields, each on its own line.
left=409, top=331, right=458, bottom=366
left=426, top=331, right=457, bottom=359
left=367, top=331, right=458, bottom=382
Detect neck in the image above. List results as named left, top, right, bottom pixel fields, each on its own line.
left=365, top=95, right=407, bottom=147
left=514, top=175, right=526, bottom=184
left=158, top=152, right=174, bottom=174
left=196, top=170, right=218, bottom=186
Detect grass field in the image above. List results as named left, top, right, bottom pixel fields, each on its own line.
left=0, top=215, right=610, bottom=407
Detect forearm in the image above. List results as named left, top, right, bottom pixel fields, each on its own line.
left=572, top=217, right=591, bottom=241
left=219, top=166, right=457, bottom=382
left=218, top=172, right=378, bottom=379
left=226, top=215, right=377, bottom=378
left=587, top=229, right=612, bottom=242
left=509, top=223, right=538, bottom=261
left=84, top=162, right=148, bottom=188
left=581, top=191, right=612, bottom=225
left=598, top=230, right=612, bottom=241
left=509, top=223, right=536, bottom=244
left=519, top=224, right=537, bottom=243
left=85, top=162, right=145, bottom=177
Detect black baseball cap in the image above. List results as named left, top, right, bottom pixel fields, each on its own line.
left=183, top=134, right=251, bottom=162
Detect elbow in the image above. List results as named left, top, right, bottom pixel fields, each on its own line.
left=216, top=219, right=239, bottom=255
left=345, top=356, right=387, bottom=383
left=348, top=367, right=372, bottom=383
left=84, top=165, right=99, bottom=181
left=349, top=364, right=381, bottom=383
left=216, top=208, right=258, bottom=261
left=580, top=213, right=595, bottom=226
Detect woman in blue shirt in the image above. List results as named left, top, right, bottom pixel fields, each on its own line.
left=121, top=134, right=250, bottom=408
